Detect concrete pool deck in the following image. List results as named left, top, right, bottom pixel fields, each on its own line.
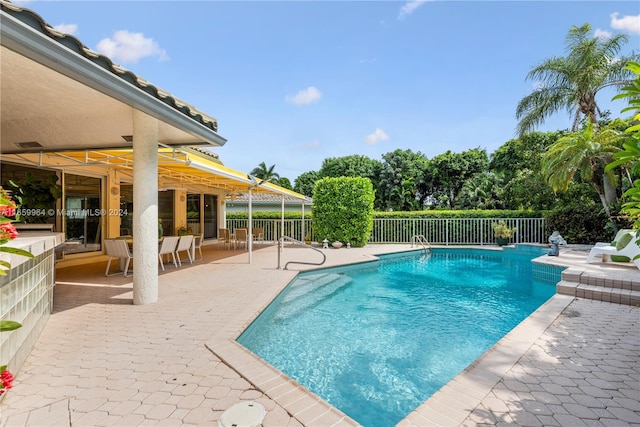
left=0, top=243, right=638, bottom=426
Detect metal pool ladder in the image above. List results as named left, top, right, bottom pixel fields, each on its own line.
left=277, top=235, right=327, bottom=270
left=411, top=234, right=432, bottom=255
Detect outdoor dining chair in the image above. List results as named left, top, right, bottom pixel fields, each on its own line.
left=194, top=234, right=204, bottom=260
left=104, top=238, right=133, bottom=277
left=175, top=234, right=194, bottom=266
left=234, top=228, right=249, bottom=250
left=218, top=228, right=232, bottom=249
left=158, top=236, right=179, bottom=271
left=252, top=227, right=264, bottom=244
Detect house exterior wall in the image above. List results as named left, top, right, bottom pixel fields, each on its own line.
left=0, top=234, right=62, bottom=376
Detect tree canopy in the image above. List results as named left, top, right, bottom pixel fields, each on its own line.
left=250, top=162, right=280, bottom=182
left=516, top=23, right=638, bottom=136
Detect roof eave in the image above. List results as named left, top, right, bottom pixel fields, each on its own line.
left=0, top=7, right=227, bottom=148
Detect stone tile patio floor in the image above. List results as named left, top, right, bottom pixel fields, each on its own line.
left=0, top=243, right=638, bottom=426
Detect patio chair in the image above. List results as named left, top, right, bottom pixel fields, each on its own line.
left=175, top=234, right=194, bottom=266
left=234, top=228, right=248, bottom=250
left=104, top=238, right=133, bottom=277
left=252, top=227, right=264, bottom=244
left=587, top=230, right=640, bottom=268
left=194, top=234, right=204, bottom=260
left=218, top=228, right=232, bottom=249
left=158, top=236, right=179, bottom=271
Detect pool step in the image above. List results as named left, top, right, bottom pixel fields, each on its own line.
left=556, top=267, right=640, bottom=306
left=276, top=273, right=353, bottom=320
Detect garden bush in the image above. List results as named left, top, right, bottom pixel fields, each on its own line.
left=545, top=202, right=609, bottom=244
left=312, top=177, right=374, bottom=247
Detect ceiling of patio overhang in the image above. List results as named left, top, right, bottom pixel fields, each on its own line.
left=0, top=1, right=226, bottom=154
left=1, top=148, right=307, bottom=200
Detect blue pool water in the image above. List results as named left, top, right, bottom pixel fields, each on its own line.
left=238, top=248, right=563, bottom=427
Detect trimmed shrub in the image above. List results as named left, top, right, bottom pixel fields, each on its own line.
left=227, top=211, right=311, bottom=220
left=545, top=203, right=609, bottom=244
left=373, top=209, right=545, bottom=219
left=312, top=177, right=374, bottom=247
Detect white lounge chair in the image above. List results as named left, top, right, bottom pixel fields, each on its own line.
left=593, top=229, right=633, bottom=249
left=587, top=230, right=640, bottom=268
left=104, top=239, right=133, bottom=277
left=175, top=234, right=194, bottom=266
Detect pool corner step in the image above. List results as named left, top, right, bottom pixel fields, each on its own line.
left=556, top=268, right=640, bottom=306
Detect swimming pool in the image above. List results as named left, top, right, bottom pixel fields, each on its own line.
left=238, top=247, right=563, bottom=427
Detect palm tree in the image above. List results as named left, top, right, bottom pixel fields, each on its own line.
left=250, top=162, right=280, bottom=183
left=542, top=122, right=622, bottom=230
left=516, top=23, right=637, bottom=136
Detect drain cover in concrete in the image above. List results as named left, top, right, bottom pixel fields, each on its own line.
left=218, top=401, right=266, bottom=427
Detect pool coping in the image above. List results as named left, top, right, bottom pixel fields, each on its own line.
left=205, top=247, right=573, bottom=426
left=397, top=294, right=573, bottom=426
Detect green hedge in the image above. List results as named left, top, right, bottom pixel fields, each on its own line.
left=373, top=210, right=546, bottom=219
left=313, top=177, right=374, bottom=247
left=227, top=211, right=312, bottom=219
left=228, top=209, right=543, bottom=220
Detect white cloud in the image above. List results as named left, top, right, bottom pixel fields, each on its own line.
left=96, top=30, right=169, bottom=65
left=594, top=28, right=612, bottom=39
left=398, top=1, right=429, bottom=21
left=364, top=128, right=390, bottom=145
left=305, top=140, right=320, bottom=149
left=610, top=12, right=640, bottom=34
left=285, top=86, right=322, bottom=106
left=53, top=23, right=78, bottom=36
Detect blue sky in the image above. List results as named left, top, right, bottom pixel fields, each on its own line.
left=18, top=1, right=640, bottom=182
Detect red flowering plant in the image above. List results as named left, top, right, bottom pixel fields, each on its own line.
left=0, top=186, right=34, bottom=275
left=0, top=186, right=33, bottom=396
left=0, top=320, right=20, bottom=396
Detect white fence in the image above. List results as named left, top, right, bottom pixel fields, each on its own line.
left=226, top=217, right=547, bottom=245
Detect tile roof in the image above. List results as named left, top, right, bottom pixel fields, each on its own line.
left=227, top=193, right=312, bottom=204
left=0, top=0, right=218, bottom=132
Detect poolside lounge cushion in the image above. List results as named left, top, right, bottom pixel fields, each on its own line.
left=616, top=232, right=633, bottom=251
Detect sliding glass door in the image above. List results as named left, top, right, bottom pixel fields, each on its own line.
left=203, top=194, right=217, bottom=239
left=63, top=173, right=102, bottom=255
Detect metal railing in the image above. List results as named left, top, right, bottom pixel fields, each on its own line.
left=226, top=217, right=547, bottom=245
left=411, top=234, right=432, bottom=255
left=278, top=236, right=327, bottom=270
left=227, top=218, right=313, bottom=243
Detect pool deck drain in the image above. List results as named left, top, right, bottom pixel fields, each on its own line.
left=1, top=244, right=638, bottom=426
left=218, top=401, right=266, bottom=427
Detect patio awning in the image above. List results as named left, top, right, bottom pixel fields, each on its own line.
left=1, top=148, right=306, bottom=200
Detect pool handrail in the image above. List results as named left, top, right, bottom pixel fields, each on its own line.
left=278, top=235, right=327, bottom=270
left=411, top=234, right=432, bottom=255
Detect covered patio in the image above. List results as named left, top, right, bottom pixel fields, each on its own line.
left=0, top=0, right=306, bottom=391
left=1, top=0, right=305, bottom=307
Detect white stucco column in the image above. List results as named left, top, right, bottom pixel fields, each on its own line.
left=281, top=196, right=285, bottom=247
left=248, top=186, right=253, bottom=264
left=132, top=110, right=158, bottom=305
left=301, top=200, right=305, bottom=243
